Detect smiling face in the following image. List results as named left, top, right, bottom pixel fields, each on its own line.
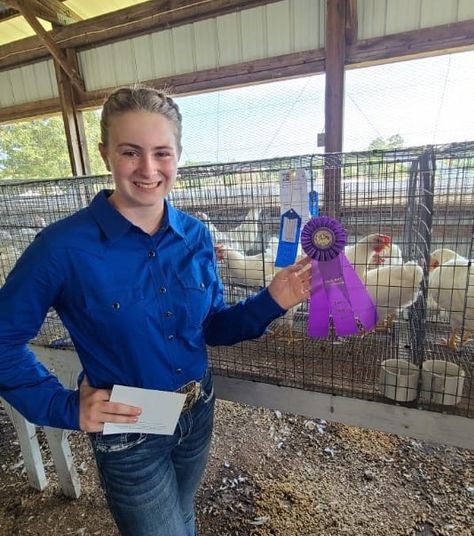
left=99, top=110, right=180, bottom=221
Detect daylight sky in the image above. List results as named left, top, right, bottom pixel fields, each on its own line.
left=175, top=49, right=474, bottom=164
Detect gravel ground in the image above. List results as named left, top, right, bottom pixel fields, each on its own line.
left=1, top=400, right=473, bottom=536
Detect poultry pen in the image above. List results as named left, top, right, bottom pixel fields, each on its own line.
left=0, top=142, right=473, bottom=424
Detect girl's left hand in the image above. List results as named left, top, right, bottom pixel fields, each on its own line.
left=267, top=256, right=312, bottom=310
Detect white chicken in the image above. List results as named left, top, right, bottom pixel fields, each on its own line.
left=231, top=207, right=263, bottom=253
left=216, top=237, right=279, bottom=288
left=196, top=207, right=263, bottom=254
left=426, top=248, right=465, bottom=317
left=365, top=260, right=423, bottom=330
left=428, top=248, right=473, bottom=349
left=345, top=233, right=392, bottom=280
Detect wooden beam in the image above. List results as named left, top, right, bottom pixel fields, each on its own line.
left=54, top=49, right=90, bottom=176
left=345, top=0, right=357, bottom=45
left=30, top=0, right=81, bottom=25
left=324, top=0, right=346, bottom=216
left=3, top=0, right=81, bottom=25
left=0, top=96, right=60, bottom=123
left=0, top=5, right=21, bottom=22
left=12, top=3, right=84, bottom=93
left=0, top=0, right=71, bottom=22
left=347, top=19, right=474, bottom=66
left=0, top=0, right=283, bottom=70
left=325, top=0, right=346, bottom=153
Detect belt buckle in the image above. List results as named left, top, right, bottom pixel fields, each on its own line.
left=179, top=380, right=202, bottom=412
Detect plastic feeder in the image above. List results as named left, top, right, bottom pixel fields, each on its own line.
left=380, top=359, right=419, bottom=402
left=421, top=359, right=465, bottom=406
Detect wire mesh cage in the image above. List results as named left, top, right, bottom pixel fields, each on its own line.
left=0, top=143, right=472, bottom=418
left=0, top=175, right=113, bottom=347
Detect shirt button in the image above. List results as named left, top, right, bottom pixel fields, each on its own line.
left=165, top=311, right=173, bottom=317
left=160, top=287, right=167, bottom=294
left=200, top=282, right=205, bottom=289
left=112, top=302, right=120, bottom=310
left=168, top=334, right=174, bottom=341
left=148, top=250, right=156, bottom=258
left=176, top=368, right=182, bottom=374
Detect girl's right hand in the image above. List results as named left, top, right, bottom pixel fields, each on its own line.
left=79, top=376, right=142, bottom=432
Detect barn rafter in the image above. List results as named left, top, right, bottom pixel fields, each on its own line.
left=1, top=0, right=81, bottom=26
left=11, top=3, right=84, bottom=93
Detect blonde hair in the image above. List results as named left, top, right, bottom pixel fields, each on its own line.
left=100, top=84, right=182, bottom=153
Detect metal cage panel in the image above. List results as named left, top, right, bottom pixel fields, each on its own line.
left=0, top=143, right=472, bottom=418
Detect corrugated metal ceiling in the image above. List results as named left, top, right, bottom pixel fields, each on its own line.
left=0, top=0, right=149, bottom=46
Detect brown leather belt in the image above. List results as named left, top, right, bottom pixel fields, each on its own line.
left=176, top=380, right=202, bottom=413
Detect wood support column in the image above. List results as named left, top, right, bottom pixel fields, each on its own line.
left=54, top=49, right=90, bottom=176
left=324, top=0, right=347, bottom=216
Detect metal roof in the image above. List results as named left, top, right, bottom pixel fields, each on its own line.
left=0, top=0, right=149, bottom=46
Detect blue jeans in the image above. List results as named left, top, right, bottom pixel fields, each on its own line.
left=89, top=371, right=215, bottom=536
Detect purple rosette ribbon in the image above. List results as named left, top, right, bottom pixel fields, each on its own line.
left=301, top=216, right=377, bottom=337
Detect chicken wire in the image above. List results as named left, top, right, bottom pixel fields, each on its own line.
left=0, top=143, right=472, bottom=418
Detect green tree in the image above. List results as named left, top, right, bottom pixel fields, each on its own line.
left=364, top=134, right=407, bottom=180
left=367, top=134, right=404, bottom=151
left=0, top=109, right=107, bottom=180
left=83, top=109, right=108, bottom=175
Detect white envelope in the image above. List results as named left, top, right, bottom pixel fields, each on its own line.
left=103, top=385, right=186, bottom=436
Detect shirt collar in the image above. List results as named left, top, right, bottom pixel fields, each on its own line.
left=89, top=190, right=186, bottom=241
left=165, top=200, right=186, bottom=239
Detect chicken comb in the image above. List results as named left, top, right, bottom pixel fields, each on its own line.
left=374, top=234, right=392, bottom=252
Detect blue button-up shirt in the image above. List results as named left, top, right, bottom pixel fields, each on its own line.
left=0, top=190, right=286, bottom=430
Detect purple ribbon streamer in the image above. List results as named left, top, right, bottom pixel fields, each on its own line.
left=307, top=255, right=378, bottom=337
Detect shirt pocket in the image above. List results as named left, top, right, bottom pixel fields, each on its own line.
left=83, top=286, right=145, bottom=328
left=178, top=270, right=213, bottom=328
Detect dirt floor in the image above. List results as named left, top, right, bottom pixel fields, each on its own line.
left=0, top=400, right=473, bottom=536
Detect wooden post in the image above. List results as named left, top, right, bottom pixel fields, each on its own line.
left=54, top=49, right=91, bottom=176
left=2, top=346, right=83, bottom=498
left=35, top=346, right=82, bottom=498
left=43, top=427, right=81, bottom=499
left=324, top=0, right=347, bottom=217
left=2, top=402, right=48, bottom=491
